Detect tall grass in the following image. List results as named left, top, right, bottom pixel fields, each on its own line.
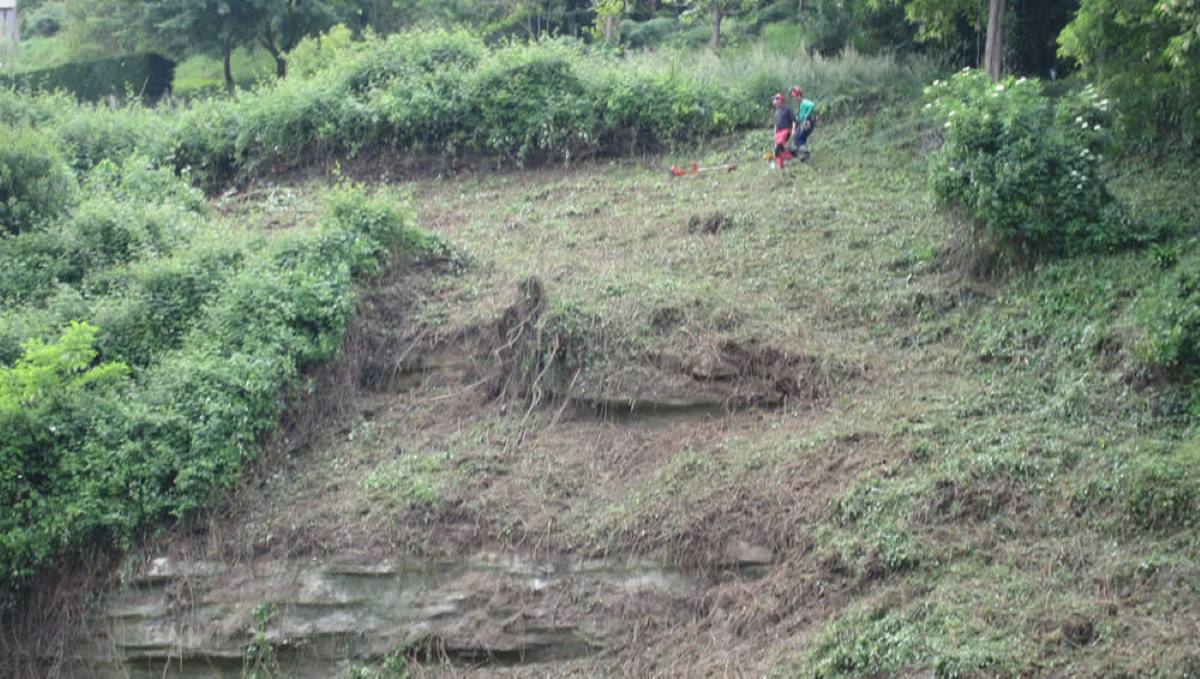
left=685, top=44, right=934, bottom=119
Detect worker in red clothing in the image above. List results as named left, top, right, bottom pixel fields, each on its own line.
left=771, top=92, right=795, bottom=172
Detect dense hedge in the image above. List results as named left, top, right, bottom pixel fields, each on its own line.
left=0, top=54, right=176, bottom=103
left=2, top=28, right=933, bottom=183
left=0, top=152, right=432, bottom=598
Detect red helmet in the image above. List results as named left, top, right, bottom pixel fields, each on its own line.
left=790, top=86, right=803, bottom=98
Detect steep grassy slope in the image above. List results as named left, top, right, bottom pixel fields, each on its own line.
left=63, top=105, right=1199, bottom=677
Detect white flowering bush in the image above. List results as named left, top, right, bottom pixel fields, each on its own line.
left=925, top=70, right=1144, bottom=257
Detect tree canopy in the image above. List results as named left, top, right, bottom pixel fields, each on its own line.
left=1060, top=0, right=1200, bottom=143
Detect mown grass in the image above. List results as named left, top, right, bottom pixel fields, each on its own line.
left=399, top=104, right=1199, bottom=674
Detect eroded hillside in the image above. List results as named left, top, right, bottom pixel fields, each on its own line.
left=27, top=112, right=1200, bottom=677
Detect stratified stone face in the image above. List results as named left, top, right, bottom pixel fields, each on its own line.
left=74, top=552, right=704, bottom=677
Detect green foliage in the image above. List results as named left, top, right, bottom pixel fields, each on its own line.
left=0, top=54, right=175, bottom=103
left=0, top=149, right=432, bottom=599
left=472, top=40, right=593, bottom=162
left=0, top=126, right=75, bottom=235
left=285, top=24, right=358, bottom=79
left=242, top=602, right=280, bottom=679
left=1136, top=249, right=1200, bottom=375
left=804, top=597, right=1021, bottom=677
left=1060, top=0, right=1200, bottom=145
left=926, top=70, right=1149, bottom=258
left=802, top=0, right=915, bottom=56
left=1074, top=440, right=1200, bottom=532
left=362, top=453, right=450, bottom=506
left=0, top=322, right=129, bottom=587
left=619, top=16, right=681, bottom=48
left=7, top=29, right=933, bottom=182
left=172, top=47, right=277, bottom=99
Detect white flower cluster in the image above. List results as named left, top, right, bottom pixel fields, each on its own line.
left=1069, top=168, right=1089, bottom=190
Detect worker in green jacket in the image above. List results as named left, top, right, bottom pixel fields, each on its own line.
left=790, top=86, right=816, bottom=160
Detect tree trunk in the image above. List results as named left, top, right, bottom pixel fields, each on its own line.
left=223, top=46, right=234, bottom=96
left=710, top=3, right=722, bottom=50
left=263, top=41, right=286, bottom=79
left=984, top=0, right=1006, bottom=82
left=603, top=14, right=617, bottom=43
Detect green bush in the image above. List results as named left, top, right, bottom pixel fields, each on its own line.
left=470, top=41, right=594, bottom=161
left=339, top=27, right=485, bottom=95
left=1136, top=249, right=1200, bottom=376
left=51, top=105, right=173, bottom=172
left=0, top=160, right=433, bottom=597
left=286, top=25, right=358, bottom=79
left=0, top=322, right=130, bottom=586
left=926, top=70, right=1150, bottom=258
left=0, top=126, right=75, bottom=235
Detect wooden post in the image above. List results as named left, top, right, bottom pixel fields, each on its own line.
left=984, top=0, right=1006, bottom=82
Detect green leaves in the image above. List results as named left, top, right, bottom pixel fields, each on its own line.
left=0, top=125, right=75, bottom=236
left=925, top=70, right=1143, bottom=259
left=0, top=161, right=430, bottom=599
left=1136, top=249, right=1200, bottom=374
left=0, top=321, right=128, bottom=413
left=1060, top=0, right=1200, bottom=145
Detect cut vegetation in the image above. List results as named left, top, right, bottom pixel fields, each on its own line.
left=2, top=8, right=1200, bottom=678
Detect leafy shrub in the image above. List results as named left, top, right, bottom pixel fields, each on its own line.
left=0, top=167, right=434, bottom=597
left=926, top=70, right=1150, bottom=258
left=1136, top=249, right=1200, bottom=375
left=50, top=105, right=173, bottom=172
left=0, top=322, right=129, bottom=586
left=470, top=40, right=595, bottom=161
left=90, top=240, right=245, bottom=366
left=0, top=126, right=75, bottom=235
left=286, top=25, right=358, bottom=79
left=338, top=27, right=485, bottom=95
